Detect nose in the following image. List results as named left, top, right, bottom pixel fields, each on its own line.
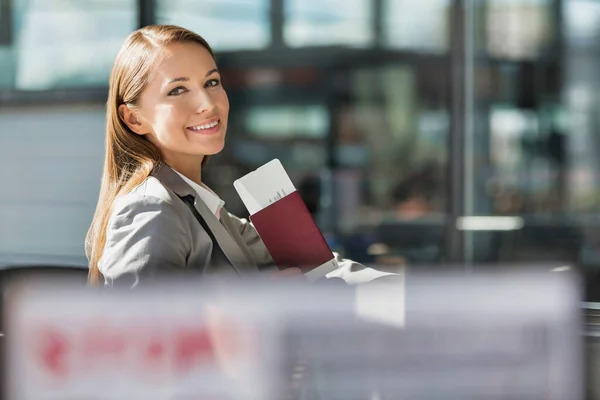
left=194, top=90, right=216, bottom=114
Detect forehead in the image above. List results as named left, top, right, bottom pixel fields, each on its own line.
left=154, top=42, right=217, bottom=78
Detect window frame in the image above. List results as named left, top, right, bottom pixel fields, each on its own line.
left=0, top=0, right=12, bottom=46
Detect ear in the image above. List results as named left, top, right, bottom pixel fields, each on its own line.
left=118, top=104, right=148, bottom=135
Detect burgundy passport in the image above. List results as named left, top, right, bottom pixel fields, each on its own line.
left=249, top=191, right=333, bottom=273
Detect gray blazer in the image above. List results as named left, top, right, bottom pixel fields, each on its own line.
left=98, top=164, right=393, bottom=286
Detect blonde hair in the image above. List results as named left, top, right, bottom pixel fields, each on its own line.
left=85, top=25, right=215, bottom=284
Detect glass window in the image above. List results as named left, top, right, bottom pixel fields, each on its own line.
left=463, top=0, right=600, bottom=300
left=565, top=0, right=600, bottom=48
left=244, top=105, right=329, bottom=140
left=4, top=0, right=136, bottom=90
left=382, top=0, right=451, bottom=53
left=229, top=104, right=329, bottom=171
left=156, top=0, right=270, bottom=51
left=485, top=0, right=554, bottom=60
left=331, top=64, right=448, bottom=263
left=284, top=0, right=374, bottom=48
left=0, top=2, right=12, bottom=87
left=0, top=47, right=15, bottom=88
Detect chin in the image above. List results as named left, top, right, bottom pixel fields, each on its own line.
left=195, top=141, right=226, bottom=156
left=182, top=130, right=226, bottom=156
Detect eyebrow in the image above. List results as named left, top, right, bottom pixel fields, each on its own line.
left=166, top=69, right=220, bottom=85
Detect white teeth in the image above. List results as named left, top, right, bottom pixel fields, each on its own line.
left=189, top=120, right=219, bottom=131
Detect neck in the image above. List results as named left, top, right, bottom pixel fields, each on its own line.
left=163, top=155, right=203, bottom=185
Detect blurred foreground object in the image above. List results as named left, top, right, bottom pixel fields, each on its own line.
left=3, top=269, right=581, bottom=400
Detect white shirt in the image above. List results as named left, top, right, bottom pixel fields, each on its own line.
left=173, top=170, right=225, bottom=218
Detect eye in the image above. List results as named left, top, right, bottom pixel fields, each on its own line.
left=205, top=78, right=221, bottom=88
left=168, top=86, right=187, bottom=96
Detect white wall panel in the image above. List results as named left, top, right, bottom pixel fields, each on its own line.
left=0, top=105, right=105, bottom=267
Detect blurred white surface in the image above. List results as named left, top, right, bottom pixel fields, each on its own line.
left=4, top=270, right=582, bottom=400
left=0, top=106, right=104, bottom=266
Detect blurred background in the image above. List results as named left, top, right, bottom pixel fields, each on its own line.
left=1, top=0, right=600, bottom=299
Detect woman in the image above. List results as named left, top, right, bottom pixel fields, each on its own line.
left=86, top=25, right=389, bottom=287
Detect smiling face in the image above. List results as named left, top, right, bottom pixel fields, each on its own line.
left=119, top=41, right=229, bottom=174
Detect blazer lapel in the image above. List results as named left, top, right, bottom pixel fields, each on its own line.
left=191, top=197, right=257, bottom=274
left=153, top=163, right=256, bottom=276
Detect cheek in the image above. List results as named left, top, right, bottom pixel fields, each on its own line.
left=217, top=91, right=229, bottom=117
left=154, top=104, right=187, bottom=129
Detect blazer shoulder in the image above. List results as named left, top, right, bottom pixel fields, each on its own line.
left=126, top=176, right=181, bottom=205
left=111, top=176, right=188, bottom=222
left=100, top=183, right=191, bottom=286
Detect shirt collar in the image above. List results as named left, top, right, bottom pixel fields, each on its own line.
left=172, top=170, right=225, bottom=218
